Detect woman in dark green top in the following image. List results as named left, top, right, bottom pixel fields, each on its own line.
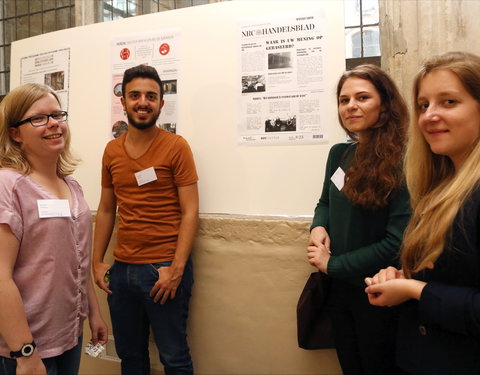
left=307, top=64, right=410, bottom=375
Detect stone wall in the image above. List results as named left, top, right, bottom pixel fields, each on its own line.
left=80, top=214, right=341, bottom=375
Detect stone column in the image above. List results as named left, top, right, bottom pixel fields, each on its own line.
left=380, top=0, right=480, bottom=103
left=75, top=0, right=97, bottom=26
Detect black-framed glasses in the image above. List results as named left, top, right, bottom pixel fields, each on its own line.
left=11, top=111, right=68, bottom=128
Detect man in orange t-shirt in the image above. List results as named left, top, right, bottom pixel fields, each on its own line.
left=93, top=65, right=198, bottom=375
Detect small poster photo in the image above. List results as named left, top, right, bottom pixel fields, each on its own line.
left=242, top=75, right=266, bottom=93
left=159, top=122, right=176, bottom=134
left=265, top=115, right=296, bottom=132
left=113, top=83, right=123, bottom=97
left=112, top=120, right=128, bottom=138
left=268, top=52, right=292, bottom=69
left=44, top=71, right=65, bottom=90
left=163, top=80, right=177, bottom=95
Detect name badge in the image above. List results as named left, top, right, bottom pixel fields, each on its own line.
left=331, top=167, right=346, bottom=191
left=134, top=167, right=157, bottom=186
left=37, top=199, right=71, bottom=218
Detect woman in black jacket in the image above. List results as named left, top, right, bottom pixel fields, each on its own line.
left=366, top=51, right=480, bottom=375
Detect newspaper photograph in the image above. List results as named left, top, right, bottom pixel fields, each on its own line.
left=239, top=11, right=327, bottom=145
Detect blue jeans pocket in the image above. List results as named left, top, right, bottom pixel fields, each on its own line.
left=149, top=260, right=193, bottom=296
left=148, top=261, right=172, bottom=273
left=0, top=356, right=16, bottom=375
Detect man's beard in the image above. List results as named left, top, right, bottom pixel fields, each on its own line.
left=126, top=111, right=160, bottom=130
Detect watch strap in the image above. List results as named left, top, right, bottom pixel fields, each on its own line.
left=10, top=341, right=36, bottom=359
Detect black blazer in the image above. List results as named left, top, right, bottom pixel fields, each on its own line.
left=396, top=187, right=480, bottom=375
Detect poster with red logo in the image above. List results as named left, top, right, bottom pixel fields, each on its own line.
left=110, top=29, right=181, bottom=138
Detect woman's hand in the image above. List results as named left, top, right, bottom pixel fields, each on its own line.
left=307, top=244, right=330, bottom=274
left=88, top=313, right=108, bottom=346
left=87, top=276, right=108, bottom=346
left=16, top=353, right=46, bottom=375
left=365, top=278, right=426, bottom=307
left=308, top=226, right=331, bottom=254
left=365, top=266, right=404, bottom=286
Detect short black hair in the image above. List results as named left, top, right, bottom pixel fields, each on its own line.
left=122, top=64, right=164, bottom=99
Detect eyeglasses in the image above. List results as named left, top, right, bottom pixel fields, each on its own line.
left=11, top=111, right=68, bottom=128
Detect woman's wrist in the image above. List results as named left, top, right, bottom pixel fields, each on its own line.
left=408, top=279, right=427, bottom=300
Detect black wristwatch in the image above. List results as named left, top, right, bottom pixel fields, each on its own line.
left=10, top=341, right=36, bottom=359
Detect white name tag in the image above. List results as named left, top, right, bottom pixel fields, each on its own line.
left=331, top=167, right=346, bottom=191
left=134, top=167, right=157, bottom=186
left=37, top=199, right=71, bottom=218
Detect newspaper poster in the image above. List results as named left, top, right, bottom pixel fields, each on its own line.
left=239, top=11, right=327, bottom=145
left=111, top=29, right=181, bottom=139
left=20, top=47, right=70, bottom=111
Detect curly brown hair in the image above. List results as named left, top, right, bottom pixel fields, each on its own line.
left=336, top=64, right=409, bottom=208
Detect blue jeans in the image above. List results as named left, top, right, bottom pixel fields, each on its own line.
left=0, top=336, right=82, bottom=375
left=108, top=260, right=194, bottom=375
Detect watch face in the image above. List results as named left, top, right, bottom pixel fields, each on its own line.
left=21, top=344, right=34, bottom=357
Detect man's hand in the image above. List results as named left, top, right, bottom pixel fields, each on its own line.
left=93, top=262, right=112, bottom=294
left=150, top=266, right=182, bottom=304
left=16, top=353, right=46, bottom=375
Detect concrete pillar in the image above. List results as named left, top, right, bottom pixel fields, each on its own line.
left=380, top=0, right=480, bottom=103
left=75, top=0, right=97, bottom=26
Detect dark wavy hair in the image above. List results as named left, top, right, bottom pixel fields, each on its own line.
left=122, top=64, right=164, bottom=99
left=336, top=64, right=409, bottom=208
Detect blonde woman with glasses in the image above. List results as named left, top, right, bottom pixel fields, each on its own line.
left=0, top=83, right=107, bottom=375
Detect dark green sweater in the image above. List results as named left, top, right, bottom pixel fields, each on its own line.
left=311, top=142, right=411, bottom=285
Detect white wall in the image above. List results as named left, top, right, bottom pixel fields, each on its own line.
left=10, top=0, right=346, bottom=216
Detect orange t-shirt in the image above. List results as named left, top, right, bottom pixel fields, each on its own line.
left=102, top=130, right=198, bottom=263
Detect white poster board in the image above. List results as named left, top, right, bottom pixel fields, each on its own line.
left=10, top=1, right=346, bottom=216
left=239, top=10, right=327, bottom=145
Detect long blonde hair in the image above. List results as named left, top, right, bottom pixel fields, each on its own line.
left=0, top=83, right=78, bottom=176
left=402, top=51, right=480, bottom=277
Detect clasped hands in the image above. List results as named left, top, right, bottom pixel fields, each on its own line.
left=307, top=243, right=330, bottom=274
left=365, top=266, right=426, bottom=307
left=307, top=226, right=426, bottom=307
left=307, top=226, right=331, bottom=274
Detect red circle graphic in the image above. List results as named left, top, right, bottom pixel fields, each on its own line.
left=159, top=43, right=170, bottom=56
left=120, top=48, right=130, bottom=60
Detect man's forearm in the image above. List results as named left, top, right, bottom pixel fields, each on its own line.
left=92, top=210, right=116, bottom=266
left=171, top=211, right=198, bottom=275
